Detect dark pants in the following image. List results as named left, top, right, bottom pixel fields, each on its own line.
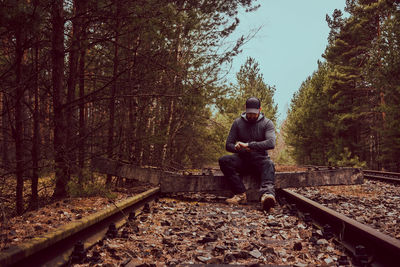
left=218, top=153, right=275, bottom=197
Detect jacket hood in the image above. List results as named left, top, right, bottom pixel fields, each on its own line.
left=241, top=112, right=265, bottom=123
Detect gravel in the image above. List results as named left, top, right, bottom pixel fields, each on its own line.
left=73, top=196, right=349, bottom=266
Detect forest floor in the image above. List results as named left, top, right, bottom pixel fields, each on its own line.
left=0, top=176, right=153, bottom=252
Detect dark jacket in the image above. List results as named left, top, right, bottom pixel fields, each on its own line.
left=226, top=112, right=276, bottom=156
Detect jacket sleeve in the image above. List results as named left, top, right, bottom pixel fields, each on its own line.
left=248, top=119, right=276, bottom=151
left=225, top=120, right=238, bottom=153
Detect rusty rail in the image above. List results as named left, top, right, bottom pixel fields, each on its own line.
left=0, top=187, right=160, bottom=267
left=363, top=170, right=400, bottom=183
left=279, top=189, right=400, bottom=266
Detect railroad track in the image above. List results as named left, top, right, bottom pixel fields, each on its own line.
left=2, top=172, right=400, bottom=266
left=279, top=188, right=400, bottom=266
left=0, top=187, right=160, bottom=267
left=363, top=170, right=400, bottom=183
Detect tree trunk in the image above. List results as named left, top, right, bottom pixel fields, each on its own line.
left=66, top=32, right=78, bottom=177
left=14, top=26, right=24, bottom=214
left=161, top=99, right=174, bottom=166
left=162, top=15, right=183, bottom=167
left=141, top=101, right=155, bottom=165
left=78, top=41, right=86, bottom=183
left=77, top=0, right=88, bottom=184
left=31, top=36, right=40, bottom=210
left=128, top=98, right=136, bottom=162
left=1, top=94, right=9, bottom=167
left=67, top=0, right=88, bottom=180
left=52, top=0, right=69, bottom=199
left=106, top=1, right=120, bottom=184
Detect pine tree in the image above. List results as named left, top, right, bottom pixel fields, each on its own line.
left=286, top=0, right=400, bottom=169
left=365, top=0, right=400, bottom=170
left=285, top=62, right=332, bottom=165
left=323, top=0, right=381, bottom=166
left=218, top=57, right=278, bottom=124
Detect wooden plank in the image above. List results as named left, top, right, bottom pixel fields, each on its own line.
left=92, top=158, right=363, bottom=195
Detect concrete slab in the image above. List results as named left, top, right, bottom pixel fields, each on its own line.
left=92, top=158, right=363, bottom=199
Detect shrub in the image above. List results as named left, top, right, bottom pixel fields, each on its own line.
left=67, top=171, right=117, bottom=199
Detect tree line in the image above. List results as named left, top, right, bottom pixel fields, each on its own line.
left=284, top=0, right=400, bottom=171
left=0, top=0, right=263, bottom=215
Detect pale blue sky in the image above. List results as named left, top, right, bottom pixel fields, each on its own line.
left=228, top=0, right=346, bottom=125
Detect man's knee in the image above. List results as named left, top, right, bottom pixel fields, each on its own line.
left=218, top=155, right=231, bottom=168
left=259, top=158, right=275, bottom=172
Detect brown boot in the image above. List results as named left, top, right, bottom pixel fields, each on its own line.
left=226, top=192, right=247, bottom=205
left=261, top=193, right=276, bottom=211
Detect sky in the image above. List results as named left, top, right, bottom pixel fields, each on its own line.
left=228, top=0, right=347, bottom=126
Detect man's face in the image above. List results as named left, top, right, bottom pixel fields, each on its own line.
left=246, top=112, right=259, bottom=123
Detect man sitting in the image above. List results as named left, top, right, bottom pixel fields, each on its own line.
left=218, top=97, right=276, bottom=211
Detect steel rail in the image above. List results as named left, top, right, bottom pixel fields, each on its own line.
left=363, top=170, right=400, bottom=183
left=0, top=187, right=160, bottom=267
left=279, top=188, right=400, bottom=267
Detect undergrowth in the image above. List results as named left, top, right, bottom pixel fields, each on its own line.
left=67, top=171, right=117, bottom=199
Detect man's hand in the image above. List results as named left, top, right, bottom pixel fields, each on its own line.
left=235, top=141, right=250, bottom=151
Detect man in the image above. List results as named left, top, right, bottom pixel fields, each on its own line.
left=219, top=97, right=276, bottom=211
